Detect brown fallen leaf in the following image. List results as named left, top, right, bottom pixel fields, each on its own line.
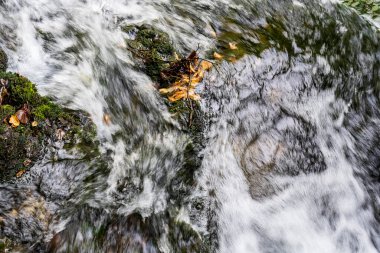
left=103, top=113, right=111, bottom=125
left=23, top=159, right=32, bottom=167
left=32, top=121, right=38, bottom=127
left=168, top=89, right=200, bottom=102
left=10, top=209, right=18, bottom=217
left=0, top=86, right=8, bottom=106
left=200, top=60, right=213, bottom=71
left=56, top=129, right=65, bottom=141
left=16, top=109, right=29, bottom=124
left=229, top=42, right=238, bottom=50
left=16, top=169, right=26, bottom=178
left=9, top=115, right=20, bottom=128
left=174, top=52, right=180, bottom=61
left=159, top=51, right=214, bottom=103
left=228, top=56, right=237, bottom=63
left=15, top=104, right=30, bottom=124
left=210, top=30, right=217, bottom=38
left=213, top=52, right=223, bottom=60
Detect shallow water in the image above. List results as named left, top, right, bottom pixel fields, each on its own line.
left=0, top=0, right=380, bottom=252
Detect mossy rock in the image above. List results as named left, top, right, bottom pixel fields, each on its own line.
left=0, top=71, right=99, bottom=182
left=122, top=24, right=176, bottom=84
left=168, top=219, right=210, bottom=253
left=123, top=26, right=206, bottom=204
left=343, top=0, right=380, bottom=18
left=208, top=16, right=293, bottom=61
left=0, top=48, right=7, bottom=72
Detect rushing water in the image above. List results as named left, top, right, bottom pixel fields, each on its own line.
left=1, top=0, right=380, bottom=252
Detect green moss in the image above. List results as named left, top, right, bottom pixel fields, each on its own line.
left=0, top=72, right=41, bottom=108
left=0, top=72, right=65, bottom=121
left=0, top=71, right=99, bottom=181
left=122, top=25, right=175, bottom=83
left=0, top=48, right=7, bottom=72
left=62, top=113, right=100, bottom=159
left=0, top=104, right=15, bottom=120
left=168, top=220, right=209, bottom=253
left=343, top=0, right=380, bottom=18
left=33, top=102, right=62, bottom=121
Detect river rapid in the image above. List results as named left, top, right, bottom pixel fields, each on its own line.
left=0, top=0, right=380, bottom=252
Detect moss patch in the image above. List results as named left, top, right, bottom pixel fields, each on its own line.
left=122, top=24, right=176, bottom=85
left=0, top=48, right=7, bottom=72
left=343, top=0, right=380, bottom=18
left=0, top=71, right=99, bottom=182
left=168, top=219, right=209, bottom=253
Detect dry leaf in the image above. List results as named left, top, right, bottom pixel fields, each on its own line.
left=23, top=159, right=32, bottom=167
left=16, top=169, right=26, bottom=178
left=213, top=52, right=223, bottom=60
left=32, top=121, right=38, bottom=127
left=0, top=86, right=8, bottom=106
left=200, top=61, right=213, bottom=71
left=16, top=109, right=29, bottom=124
left=56, top=129, right=65, bottom=141
left=210, top=30, right=217, bottom=38
left=103, top=113, right=111, bottom=125
left=229, top=42, right=238, bottom=50
left=189, top=64, right=196, bottom=74
left=10, top=209, right=18, bottom=217
left=159, top=85, right=186, bottom=95
left=174, top=52, right=180, bottom=61
left=160, top=51, right=214, bottom=102
left=228, top=56, right=237, bottom=63
left=189, top=93, right=201, bottom=100
left=168, top=90, right=188, bottom=102
left=9, top=115, right=20, bottom=128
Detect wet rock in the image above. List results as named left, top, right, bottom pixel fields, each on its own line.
left=0, top=72, right=99, bottom=182
left=0, top=186, right=52, bottom=252
left=122, top=24, right=175, bottom=85
left=342, top=0, right=380, bottom=18
left=48, top=204, right=211, bottom=253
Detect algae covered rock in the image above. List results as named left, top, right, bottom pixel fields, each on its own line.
left=0, top=48, right=7, bottom=72
left=0, top=72, right=98, bottom=182
left=343, top=0, right=380, bottom=18
left=122, top=24, right=175, bottom=84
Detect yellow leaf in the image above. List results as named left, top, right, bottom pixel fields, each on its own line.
left=23, top=159, right=32, bottom=167
left=189, top=75, right=203, bottom=87
left=200, top=61, right=213, bottom=71
left=160, top=85, right=187, bottom=95
left=213, top=52, right=223, bottom=60
left=32, top=121, right=38, bottom=127
left=228, top=56, right=237, bottom=63
left=16, top=169, right=26, bottom=178
left=210, top=30, right=217, bottom=38
left=103, top=114, right=111, bottom=125
left=174, top=52, right=180, bottom=61
left=194, top=69, right=205, bottom=78
left=229, top=42, right=238, bottom=50
left=159, top=88, right=171, bottom=94
left=168, top=90, right=188, bottom=102
left=9, top=115, right=20, bottom=128
left=189, top=93, right=201, bottom=100
left=189, top=64, right=196, bottom=74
